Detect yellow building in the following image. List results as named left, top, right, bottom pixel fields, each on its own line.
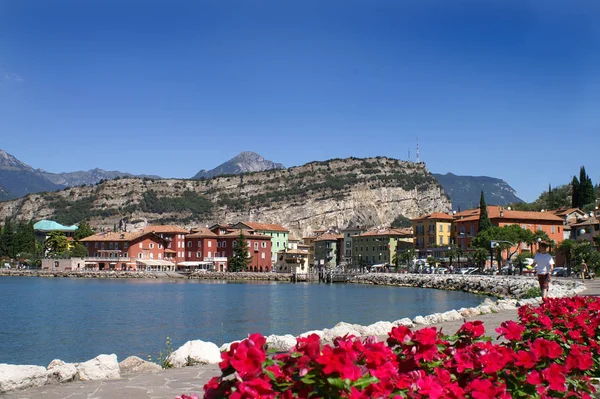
left=411, top=212, right=454, bottom=251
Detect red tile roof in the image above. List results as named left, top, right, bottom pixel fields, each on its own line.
left=80, top=231, right=160, bottom=242
left=314, top=233, right=344, bottom=242
left=142, top=225, right=189, bottom=234
left=220, top=229, right=272, bottom=240
left=187, top=227, right=218, bottom=238
left=455, top=206, right=563, bottom=223
left=413, top=212, right=454, bottom=221
left=236, top=222, right=289, bottom=232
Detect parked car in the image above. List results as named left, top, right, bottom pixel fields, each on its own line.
left=552, top=267, right=568, bottom=277
left=434, top=267, right=448, bottom=274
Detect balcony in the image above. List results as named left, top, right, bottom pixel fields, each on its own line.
left=85, top=256, right=131, bottom=262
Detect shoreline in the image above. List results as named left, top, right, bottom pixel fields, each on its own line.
left=0, top=272, right=588, bottom=395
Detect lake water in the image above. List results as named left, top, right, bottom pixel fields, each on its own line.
left=0, top=277, right=486, bottom=366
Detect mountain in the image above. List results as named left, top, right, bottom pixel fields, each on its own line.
left=0, top=184, right=13, bottom=201
left=192, top=151, right=284, bottom=179
left=40, top=168, right=161, bottom=187
left=0, top=149, right=160, bottom=199
left=0, top=157, right=451, bottom=238
left=432, top=173, right=523, bottom=210
left=0, top=150, right=63, bottom=198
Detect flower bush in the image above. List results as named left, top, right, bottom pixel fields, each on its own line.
left=192, top=296, right=600, bottom=398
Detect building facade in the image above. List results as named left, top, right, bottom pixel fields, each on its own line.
left=142, top=225, right=189, bottom=264
left=314, top=233, right=343, bottom=270
left=232, top=222, right=289, bottom=265
left=351, top=228, right=413, bottom=268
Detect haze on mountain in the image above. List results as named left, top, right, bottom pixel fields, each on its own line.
left=0, top=149, right=159, bottom=200
left=433, top=173, right=523, bottom=211
left=192, top=151, right=285, bottom=179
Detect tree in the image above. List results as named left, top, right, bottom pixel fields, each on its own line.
left=229, top=232, right=250, bottom=272
left=557, top=239, right=575, bottom=276
left=579, top=166, right=595, bottom=206
left=397, top=248, right=415, bottom=271
left=70, top=243, right=89, bottom=258
left=391, top=215, right=412, bottom=228
left=74, top=221, right=94, bottom=240
left=45, top=231, right=69, bottom=257
left=478, top=191, right=492, bottom=232
left=0, top=219, right=16, bottom=258
left=472, top=248, right=489, bottom=270
left=514, top=251, right=533, bottom=275
left=571, top=176, right=581, bottom=208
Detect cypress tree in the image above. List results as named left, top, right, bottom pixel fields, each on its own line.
left=478, top=191, right=492, bottom=232
left=580, top=166, right=595, bottom=206
left=571, top=176, right=581, bottom=208
left=229, top=231, right=250, bottom=272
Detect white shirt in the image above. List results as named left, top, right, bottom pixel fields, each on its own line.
left=533, top=253, right=554, bottom=275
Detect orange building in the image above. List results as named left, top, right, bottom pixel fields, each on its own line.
left=453, top=206, right=565, bottom=254
left=141, top=225, right=189, bottom=264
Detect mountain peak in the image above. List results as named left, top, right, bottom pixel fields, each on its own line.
left=192, top=152, right=285, bottom=179
left=0, top=149, right=35, bottom=172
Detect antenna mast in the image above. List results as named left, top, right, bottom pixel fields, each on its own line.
left=416, top=136, right=420, bottom=163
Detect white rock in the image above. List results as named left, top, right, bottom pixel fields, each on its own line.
left=412, top=315, right=427, bottom=325
left=393, top=318, right=414, bottom=328
left=422, top=313, right=443, bottom=324
left=46, top=359, right=77, bottom=383
left=266, top=334, right=297, bottom=352
left=323, top=322, right=363, bottom=341
left=76, top=354, right=120, bottom=381
left=440, top=309, right=462, bottom=322
left=167, top=340, right=221, bottom=368
left=119, top=356, right=162, bottom=375
left=0, top=364, right=48, bottom=393
left=478, top=305, right=492, bottom=315
left=459, top=307, right=481, bottom=318
left=365, top=321, right=394, bottom=336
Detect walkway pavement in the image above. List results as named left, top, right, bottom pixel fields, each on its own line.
left=3, top=279, right=599, bottom=399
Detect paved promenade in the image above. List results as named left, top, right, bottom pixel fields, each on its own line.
left=3, top=279, right=599, bottom=399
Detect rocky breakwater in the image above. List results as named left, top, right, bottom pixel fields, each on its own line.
left=0, top=270, right=159, bottom=278
left=0, top=354, right=162, bottom=394
left=350, top=273, right=585, bottom=299
left=189, top=271, right=292, bottom=281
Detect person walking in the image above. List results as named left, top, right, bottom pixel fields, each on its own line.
left=531, top=241, right=554, bottom=300
left=581, top=261, right=588, bottom=282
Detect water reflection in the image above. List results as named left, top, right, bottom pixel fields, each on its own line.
left=0, top=277, right=486, bottom=366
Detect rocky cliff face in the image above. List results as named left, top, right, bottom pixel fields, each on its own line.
left=0, top=157, right=451, bottom=238
left=192, top=151, right=284, bottom=179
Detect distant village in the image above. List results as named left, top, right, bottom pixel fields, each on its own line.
left=22, top=204, right=600, bottom=275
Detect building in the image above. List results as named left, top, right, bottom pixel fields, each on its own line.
left=79, top=231, right=174, bottom=271
left=33, top=220, right=79, bottom=251
left=211, top=227, right=273, bottom=272
left=231, top=222, right=289, bottom=265
left=340, top=224, right=365, bottom=265
left=314, top=233, right=343, bottom=270
left=274, top=248, right=309, bottom=274
left=352, top=228, right=413, bottom=269
left=412, top=212, right=454, bottom=259
left=181, top=227, right=224, bottom=272
left=141, top=225, right=189, bottom=264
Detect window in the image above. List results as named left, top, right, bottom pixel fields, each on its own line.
left=208, top=251, right=212, bottom=258
left=187, top=241, right=191, bottom=248
left=261, top=253, right=265, bottom=259
left=261, top=242, right=266, bottom=248
left=101, top=242, right=105, bottom=249
left=150, top=243, right=154, bottom=249
left=197, top=240, right=201, bottom=247
left=138, top=253, right=142, bottom=259
left=254, top=242, right=259, bottom=250
left=158, top=244, right=162, bottom=249
left=188, top=251, right=191, bottom=258
left=95, top=242, right=98, bottom=248
left=139, top=242, right=143, bottom=248
left=439, top=225, right=443, bottom=232
left=124, top=243, right=128, bottom=248
left=208, top=241, right=212, bottom=247
left=149, top=253, right=154, bottom=259
left=439, top=237, right=443, bottom=245
left=551, top=226, right=555, bottom=234
left=222, top=241, right=227, bottom=248
left=123, top=253, right=128, bottom=257
left=196, top=251, right=201, bottom=258
left=470, top=226, right=475, bottom=236
left=158, top=253, right=162, bottom=259
left=109, top=242, right=113, bottom=249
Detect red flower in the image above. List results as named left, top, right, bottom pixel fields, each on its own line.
left=229, top=377, right=275, bottom=399
left=531, top=338, right=563, bottom=360
left=387, top=325, right=413, bottom=346
left=566, top=345, right=593, bottom=372
left=414, top=327, right=438, bottom=346
left=495, top=320, right=525, bottom=341
left=514, top=350, right=537, bottom=369
left=416, top=375, right=444, bottom=399
left=317, top=345, right=362, bottom=380
left=459, top=320, right=485, bottom=338
left=295, top=333, right=321, bottom=360
left=542, top=363, right=567, bottom=392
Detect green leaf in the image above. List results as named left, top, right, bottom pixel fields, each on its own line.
left=326, top=377, right=346, bottom=389
left=265, top=370, right=276, bottom=381
left=300, top=376, right=315, bottom=384
left=352, top=375, right=379, bottom=390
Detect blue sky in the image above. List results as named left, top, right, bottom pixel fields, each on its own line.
left=1, top=0, right=598, bottom=202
